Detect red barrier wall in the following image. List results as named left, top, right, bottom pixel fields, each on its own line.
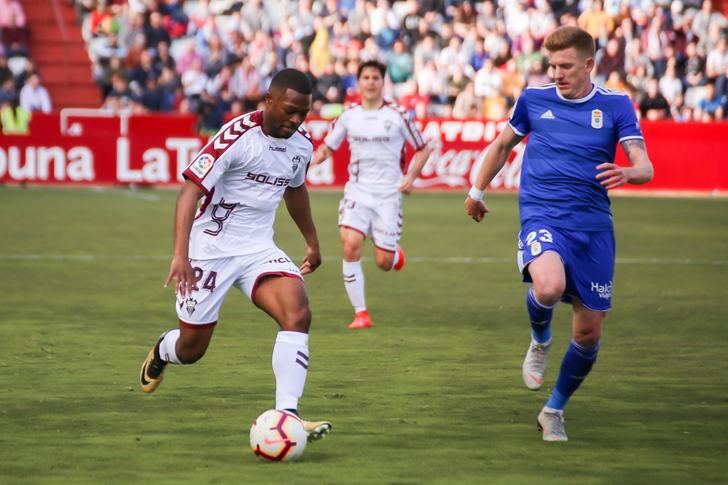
left=1, top=113, right=726, bottom=194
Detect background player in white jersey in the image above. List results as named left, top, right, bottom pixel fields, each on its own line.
left=465, top=27, right=654, bottom=441
left=139, top=69, right=331, bottom=441
left=312, top=60, right=432, bottom=330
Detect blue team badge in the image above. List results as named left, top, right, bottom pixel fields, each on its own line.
left=591, top=109, right=603, bottom=129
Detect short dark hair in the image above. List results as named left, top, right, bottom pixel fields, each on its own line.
left=544, top=26, right=596, bottom=59
left=357, top=60, right=386, bottom=79
left=269, top=68, right=312, bottom=95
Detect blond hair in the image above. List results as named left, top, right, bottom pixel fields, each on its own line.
left=543, top=26, right=596, bottom=59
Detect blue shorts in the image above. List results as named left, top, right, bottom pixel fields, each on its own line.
left=517, top=223, right=615, bottom=311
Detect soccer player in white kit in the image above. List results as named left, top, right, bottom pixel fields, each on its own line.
left=139, top=69, right=331, bottom=441
left=312, top=60, right=432, bottom=329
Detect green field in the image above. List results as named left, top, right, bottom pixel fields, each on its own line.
left=1, top=187, right=727, bottom=484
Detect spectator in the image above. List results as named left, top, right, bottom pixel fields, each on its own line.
left=639, top=78, right=671, bottom=120
left=387, top=38, right=414, bottom=84
left=144, top=11, right=171, bottom=53
left=0, top=95, right=30, bottom=134
left=452, top=80, right=479, bottom=119
left=577, top=0, right=614, bottom=41
left=659, top=61, right=684, bottom=106
left=19, top=73, right=52, bottom=113
left=88, top=0, right=115, bottom=38
left=0, top=54, right=14, bottom=87
left=0, top=77, right=17, bottom=104
left=596, top=37, right=625, bottom=84
left=706, top=36, right=728, bottom=79
left=695, top=81, right=726, bottom=121
left=0, top=0, right=28, bottom=57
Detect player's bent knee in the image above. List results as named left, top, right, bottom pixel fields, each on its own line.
left=279, top=306, right=312, bottom=333
left=375, top=257, right=393, bottom=271
left=532, top=283, right=564, bottom=306
left=176, top=338, right=210, bottom=364
left=573, top=329, right=601, bottom=348
left=176, top=344, right=207, bottom=364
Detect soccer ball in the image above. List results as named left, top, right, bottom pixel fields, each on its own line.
left=250, top=409, right=307, bottom=462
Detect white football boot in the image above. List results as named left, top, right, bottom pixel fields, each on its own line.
left=537, top=409, right=568, bottom=442
left=302, top=420, right=332, bottom=442
left=522, top=339, right=551, bottom=390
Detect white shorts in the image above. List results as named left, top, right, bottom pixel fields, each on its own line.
left=338, top=191, right=402, bottom=252
left=175, top=245, right=302, bottom=327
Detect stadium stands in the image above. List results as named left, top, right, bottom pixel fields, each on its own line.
left=7, top=0, right=728, bottom=126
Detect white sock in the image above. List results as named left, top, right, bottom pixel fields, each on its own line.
left=158, top=329, right=182, bottom=364
left=272, top=331, right=310, bottom=411
left=343, top=260, right=366, bottom=312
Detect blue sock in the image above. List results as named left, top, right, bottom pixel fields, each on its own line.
left=526, top=288, right=554, bottom=344
left=545, top=339, right=600, bottom=411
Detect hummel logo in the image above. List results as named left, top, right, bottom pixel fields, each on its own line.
left=540, top=110, right=555, bottom=119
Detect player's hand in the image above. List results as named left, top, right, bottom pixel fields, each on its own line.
left=311, top=145, right=329, bottom=165
left=164, top=256, right=196, bottom=297
left=596, top=162, right=631, bottom=190
left=464, top=196, right=489, bottom=222
left=399, top=174, right=415, bottom=194
left=299, top=245, right=321, bottom=275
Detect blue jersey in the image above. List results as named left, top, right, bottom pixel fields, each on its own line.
left=509, top=83, right=643, bottom=231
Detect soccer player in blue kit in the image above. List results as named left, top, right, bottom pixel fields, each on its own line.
left=465, top=26, right=654, bottom=441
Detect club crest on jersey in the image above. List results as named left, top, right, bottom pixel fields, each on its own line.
left=189, top=153, right=215, bottom=178
left=591, top=109, right=603, bottom=129
left=292, top=155, right=303, bottom=171
left=384, top=120, right=392, bottom=131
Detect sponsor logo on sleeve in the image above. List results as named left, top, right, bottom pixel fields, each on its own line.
left=189, top=153, right=215, bottom=178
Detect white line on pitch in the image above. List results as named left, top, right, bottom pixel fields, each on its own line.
left=0, top=254, right=726, bottom=266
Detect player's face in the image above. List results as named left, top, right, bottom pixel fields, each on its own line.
left=358, top=67, right=384, bottom=103
left=547, top=47, right=594, bottom=99
left=264, top=88, right=312, bottom=138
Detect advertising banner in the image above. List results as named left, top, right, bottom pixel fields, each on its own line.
left=1, top=112, right=726, bottom=194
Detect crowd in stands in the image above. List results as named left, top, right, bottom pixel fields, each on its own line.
left=3, top=0, right=728, bottom=133
left=0, top=0, right=53, bottom=134
left=73, top=0, right=728, bottom=127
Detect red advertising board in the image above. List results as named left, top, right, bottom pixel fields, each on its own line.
left=1, top=111, right=726, bottom=194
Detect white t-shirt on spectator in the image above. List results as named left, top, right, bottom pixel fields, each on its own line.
left=19, top=85, right=52, bottom=113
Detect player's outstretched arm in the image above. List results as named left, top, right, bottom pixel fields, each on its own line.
left=164, top=180, right=205, bottom=296
left=400, top=144, right=433, bottom=194
left=465, top=125, right=523, bottom=222
left=283, top=184, right=321, bottom=275
left=596, top=139, right=654, bottom=190
left=311, top=144, right=333, bottom=165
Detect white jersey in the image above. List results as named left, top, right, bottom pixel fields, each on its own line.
left=324, top=101, right=427, bottom=198
left=182, top=110, right=313, bottom=260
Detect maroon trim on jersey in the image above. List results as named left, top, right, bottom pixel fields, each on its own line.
left=400, top=146, right=407, bottom=174
left=297, top=126, right=313, bottom=146
left=383, top=102, right=427, bottom=151
left=250, top=272, right=304, bottom=303
left=183, top=171, right=210, bottom=195
left=183, top=111, right=263, bottom=187
left=339, top=224, right=367, bottom=238
left=194, top=187, right=215, bottom=219
left=179, top=319, right=218, bottom=329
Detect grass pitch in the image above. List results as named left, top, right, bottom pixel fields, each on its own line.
left=1, top=187, right=727, bottom=484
